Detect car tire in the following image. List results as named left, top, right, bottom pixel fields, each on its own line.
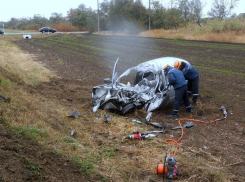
left=121, top=103, right=136, bottom=115
left=42, top=31, right=45, bottom=33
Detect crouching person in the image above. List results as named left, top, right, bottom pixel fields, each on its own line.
left=163, top=65, right=192, bottom=118
left=174, top=61, right=199, bottom=107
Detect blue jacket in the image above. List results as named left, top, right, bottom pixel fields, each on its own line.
left=182, top=63, right=199, bottom=80
left=165, top=67, right=187, bottom=90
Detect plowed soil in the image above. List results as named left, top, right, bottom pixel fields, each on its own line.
left=1, top=34, right=244, bottom=181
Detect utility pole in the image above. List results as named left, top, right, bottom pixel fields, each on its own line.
left=97, top=0, right=100, bottom=33
left=149, top=0, right=151, bottom=31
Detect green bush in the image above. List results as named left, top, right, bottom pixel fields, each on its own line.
left=208, top=19, right=225, bottom=33
left=185, top=18, right=245, bottom=34
left=224, top=18, right=245, bottom=31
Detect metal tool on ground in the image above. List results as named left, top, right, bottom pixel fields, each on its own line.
left=132, top=119, right=142, bottom=124
left=143, top=129, right=165, bottom=134
left=150, top=122, right=164, bottom=128
left=157, top=152, right=179, bottom=181
left=121, top=131, right=157, bottom=143
left=172, top=122, right=194, bottom=130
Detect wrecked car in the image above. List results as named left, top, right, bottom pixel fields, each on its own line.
left=92, top=57, right=189, bottom=121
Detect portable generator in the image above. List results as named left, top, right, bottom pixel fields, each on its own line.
left=157, top=153, right=179, bottom=181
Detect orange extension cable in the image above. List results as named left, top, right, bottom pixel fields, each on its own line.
left=165, top=108, right=227, bottom=157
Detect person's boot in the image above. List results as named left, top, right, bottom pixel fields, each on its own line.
left=167, top=114, right=177, bottom=118
left=191, top=101, right=196, bottom=109
left=167, top=111, right=178, bottom=118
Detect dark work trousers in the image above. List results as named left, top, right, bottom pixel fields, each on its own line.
left=172, top=85, right=192, bottom=115
left=187, top=76, right=199, bottom=103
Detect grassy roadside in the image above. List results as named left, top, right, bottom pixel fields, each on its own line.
left=0, top=36, right=54, bottom=85
left=0, top=35, right=242, bottom=181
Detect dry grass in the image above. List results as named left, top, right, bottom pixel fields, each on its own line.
left=197, top=31, right=245, bottom=43
left=139, top=29, right=245, bottom=44
left=0, top=88, right=233, bottom=182
left=0, top=36, right=55, bottom=85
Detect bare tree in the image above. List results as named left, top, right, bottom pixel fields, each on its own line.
left=50, top=13, right=63, bottom=24
left=169, top=0, right=182, bottom=29
left=152, top=1, right=166, bottom=29
left=208, top=0, right=240, bottom=19
left=178, top=0, right=190, bottom=22
left=189, top=0, right=205, bottom=26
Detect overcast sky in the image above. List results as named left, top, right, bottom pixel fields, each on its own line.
left=0, top=0, right=244, bottom=22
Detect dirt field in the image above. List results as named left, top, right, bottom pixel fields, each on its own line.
left=0, top=34, right=244, bottom=181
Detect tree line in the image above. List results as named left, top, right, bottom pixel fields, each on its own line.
left=1, top=0, right=242, bottom=34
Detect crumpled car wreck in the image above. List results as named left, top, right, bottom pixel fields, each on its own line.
left=92, top=57, right=189, bottom=121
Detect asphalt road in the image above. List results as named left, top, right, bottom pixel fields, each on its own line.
left=2, top=31, right=88, bottom=35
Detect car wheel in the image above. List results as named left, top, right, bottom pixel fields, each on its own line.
left=42, top=31, right=45, bottom=33
left=121, top=103, right=136, bottom=115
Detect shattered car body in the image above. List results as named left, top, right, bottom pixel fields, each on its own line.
left=92, top=57, right=189, bottom=120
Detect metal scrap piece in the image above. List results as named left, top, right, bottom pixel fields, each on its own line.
left=68, top=109, right=80, bottom=118
left=70, top=130, right=75, bottom=136
left=146, top=112, right=152, bottom=123
left=104, top=114, right=112, bottom=123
